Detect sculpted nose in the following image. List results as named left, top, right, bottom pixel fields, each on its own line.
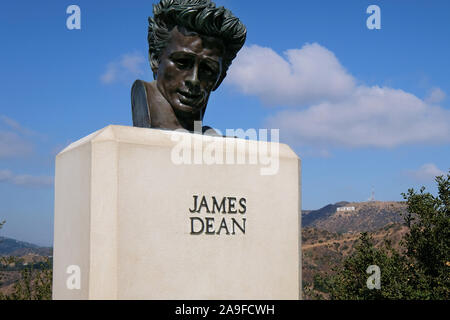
left=185, top=65, right=200, bottom=93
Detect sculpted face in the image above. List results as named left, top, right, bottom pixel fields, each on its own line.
left=154, top=26, right=225, bottom=118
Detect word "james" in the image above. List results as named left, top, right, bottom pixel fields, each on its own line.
left=189, top=195, right=247, bottom=236
left=189, top=195, right=246, bottom=214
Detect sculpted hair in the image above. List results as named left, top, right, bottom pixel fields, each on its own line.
left=148, top=0, right=247, bottom=79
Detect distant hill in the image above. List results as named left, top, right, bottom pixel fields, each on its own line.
left=0, top=237, right=52, bottom=257
left=302, top=201, right=408, bottom=233
left=0, top=237, right=52, bottom=297
left=302, top=201, right=350, bottom=227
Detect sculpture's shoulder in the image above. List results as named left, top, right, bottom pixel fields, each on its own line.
left=131, top=80, right=151, bottom=128
left=131, top=80, right=219, bottom=135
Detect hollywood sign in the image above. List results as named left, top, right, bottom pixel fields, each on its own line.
left=337, top=206, right=356, bottom=212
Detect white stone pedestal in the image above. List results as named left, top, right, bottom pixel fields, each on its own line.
left=53, top=125, right=301, bottom=299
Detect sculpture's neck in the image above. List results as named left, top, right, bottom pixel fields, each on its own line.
left=144, top=81, right=202, bottom=132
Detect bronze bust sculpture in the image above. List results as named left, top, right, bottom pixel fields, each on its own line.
left=131, top=0, right=247, bottom=133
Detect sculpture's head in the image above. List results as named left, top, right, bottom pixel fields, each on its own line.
left=148, top=0, right=246, bottom=117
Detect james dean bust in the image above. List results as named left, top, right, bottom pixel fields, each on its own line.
left=131, top=0, right=247, bottom=133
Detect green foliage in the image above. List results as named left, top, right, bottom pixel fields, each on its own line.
left=323, top=233, right=416, bottom=299
left=0, top=257, right=52, bottom=300
left=313, top=273, right=329, bottom=293
left=322, top=171, right=450, bottom=300
left=400, top=172, right=450, bottom=299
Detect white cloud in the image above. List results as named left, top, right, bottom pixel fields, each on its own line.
left=266, top=86, right=450, bottom=148
left=0, top=131, right=33, bottom=158
left=0, top=169, right=53, bottom=188
left=226, top=44, right=450, bottom=148
left=101, top=52, right=147, bottom=84
left=406, top=163, right=446, bottom=182
left=425, top=87, right=446, bottom=104
left=0, top=170, right=13, bottom=181
left=226, top=44, right=355, bottom=106
left=0, top=115, right=37, bottom=136
left=0, top=117, right=53, bottom=188
left=0, top=116, right=34, bottom=158
left=299, top=147, right=332, bottom=158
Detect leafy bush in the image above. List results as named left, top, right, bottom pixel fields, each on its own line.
left=322, top=172, right=450, bottom=300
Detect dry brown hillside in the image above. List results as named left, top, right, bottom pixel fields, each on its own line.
left=305, top=201, right=407, bottom=233
left=302, top=223, right=409, bottom=300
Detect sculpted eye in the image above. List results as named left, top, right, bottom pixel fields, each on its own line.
left=174, top=58, right=191, bottom=69
left=201, top=63, right=219, bottom=77
left=203, top=66, right=214, bottom=74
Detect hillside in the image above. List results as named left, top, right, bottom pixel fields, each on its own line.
left=302, top=201, right=350, bottom=227
left=301, top=200, right=411, bottom=299
left=0, top=237, right=52, bottom=257
left=1, top=200, right=411, bottom=299
left=0, top=237, right=52, bottom=298
left=302, top=223, right=409, bottom=299
left=302, top=201, right=407, bottom=233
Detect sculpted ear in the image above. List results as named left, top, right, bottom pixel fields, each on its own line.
left=213, top=71, right=227, bottom=91
left=150, top=53, right=159, bottom=80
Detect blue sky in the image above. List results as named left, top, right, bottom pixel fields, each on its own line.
left=0, top=0, right=449, bottom=246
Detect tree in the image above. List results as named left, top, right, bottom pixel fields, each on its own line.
left=0, top=258, right=52, bottom=300
left=323, top=171, right=450, bottom=300
left=324, top=233, right=414, bottom=299
left=400, top=172, right=450, bottom=299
